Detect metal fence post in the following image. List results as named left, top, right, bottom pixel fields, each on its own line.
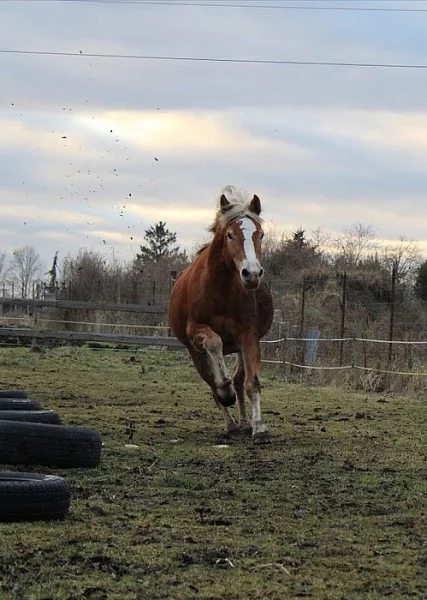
left=167, top=271, right=178, bottom=351
left=298, top=280, right=306, bottom=371
left=339, top=272, right=347, bottom=367
left=388, top=264, right=397, bottom=368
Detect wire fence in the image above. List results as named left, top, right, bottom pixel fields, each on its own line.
left=1, top=267, right=427, bottom=392
left=259, top=329, right=427, bottom=393
left=260, top=336, right=427, bottom=375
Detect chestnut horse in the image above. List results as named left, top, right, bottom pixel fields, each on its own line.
left=168, top=185, right=273, bottom=444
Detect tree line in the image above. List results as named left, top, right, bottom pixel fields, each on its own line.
left=0, top=222, right=187, bottom=303
left=1, top=221, right=427, bottom=306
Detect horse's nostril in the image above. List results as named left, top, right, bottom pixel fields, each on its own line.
left=241, top=268, right=250, bottom=279
left=259, top=268, right=264, bottom=278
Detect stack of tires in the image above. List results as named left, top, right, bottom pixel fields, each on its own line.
left=0, top=389, right=102, bottom=522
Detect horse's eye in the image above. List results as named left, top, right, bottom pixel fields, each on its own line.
left=260, top=231, right=265, bottom=239
left=227, top=232, right=233, bottom=240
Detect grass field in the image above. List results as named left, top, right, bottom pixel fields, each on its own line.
left=0, top=345, right=426, bottom=600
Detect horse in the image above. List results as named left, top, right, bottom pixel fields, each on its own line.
left=168, top=185, right=274, bottom=444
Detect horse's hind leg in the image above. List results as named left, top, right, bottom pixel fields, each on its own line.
left=241, top=334, right=272, bottom=444
left=213, top=391, right=238, bottom=433
left=233, top=353, right=252, bottom=434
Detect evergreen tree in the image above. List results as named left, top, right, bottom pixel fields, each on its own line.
left=290, top=229, right=306, bottom=248
left=137, top=222, right=179, bottom=263
left=45, top=250, right=59, bottom=296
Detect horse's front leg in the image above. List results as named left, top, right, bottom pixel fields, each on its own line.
left=188, top=348, right=237, bottom=433
left=241, top=333, right=272, bottom=444
left=187, top=322, right=236, bottom=408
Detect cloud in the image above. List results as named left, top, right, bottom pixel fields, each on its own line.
left=2, top=0, right=427, bottom=114
left=81, top=110, right=307, bottom=157
left=1, top=1, right=427, bottom=269
left=2, top=102, right=427, bottom=263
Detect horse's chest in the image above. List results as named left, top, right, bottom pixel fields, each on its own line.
left=190, top=282, right=273, bottom=341
left=210, top=301, right=267, bottom=339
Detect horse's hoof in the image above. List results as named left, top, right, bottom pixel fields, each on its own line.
left=226, top=422, right=252, bottom=436
left=253, top=431, right=272, bottom=445
left=226, top=423, right=240, bottom=435
left=238, top=422, right=253, bottom=435
left=217, top=387, right=236, bottom=407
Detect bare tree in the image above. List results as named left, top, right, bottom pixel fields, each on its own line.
left=333, top=223, right=378, bottom=267
left=381, top=237, right=421, bottom=282
left=7, top=246, right=44, bottom=298
left=0, top=251, right=6, bottom=278
left=60, top=250, right=107, bottom=301
left=308, top=227, right=331, bottom=261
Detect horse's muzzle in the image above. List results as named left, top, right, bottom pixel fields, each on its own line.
left=242, top=279, right=260, bottom=290
left=240, top=268, right=264, bottom=290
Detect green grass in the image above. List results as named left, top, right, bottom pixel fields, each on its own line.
left=0, top=346, right=426, bottom=599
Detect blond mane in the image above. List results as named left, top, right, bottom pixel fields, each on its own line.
left=208, top=185, right=264, bottom=233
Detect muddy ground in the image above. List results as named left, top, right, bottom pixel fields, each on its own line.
left=0, top=346, right=426, bottom=599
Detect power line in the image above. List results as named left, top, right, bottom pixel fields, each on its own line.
left=9, top=0, right=427, bottom=3
left=2, top=0, right=427, bottom=11
left=2, top=0, right=427, bottom=3
left=1, top=48, right=427, bottom=69
left=48, top=1, right=427, bottom=12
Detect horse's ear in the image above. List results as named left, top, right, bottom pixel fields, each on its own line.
left=220, top=194, right=232, bottom=213
left=249, top=194, right=261, bottom=215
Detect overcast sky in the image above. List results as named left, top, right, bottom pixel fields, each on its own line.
left=1, top=0, right=427, bottom=272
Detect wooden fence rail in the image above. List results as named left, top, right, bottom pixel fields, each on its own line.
left=0, top=297, right=177, bottom=347
left=0, top=327, right=183, bottom=348
left=0, top=298, right=168, bottom=315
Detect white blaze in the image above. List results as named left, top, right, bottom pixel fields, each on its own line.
left=238, top=217, right=260, bottom=273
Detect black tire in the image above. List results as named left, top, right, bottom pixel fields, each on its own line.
left=0, top=410, right=61, bottom=425
left=0, top=391, right=28, bottom=399
left=0, top=399, right=42, bottom=411
left=0, top=420, right=102, bottom=468
left=0, top=472, right=70, bottom=521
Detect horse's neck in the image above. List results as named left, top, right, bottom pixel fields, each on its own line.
left=201, top=244, right=240, bottom=304
left=205, top=236, right=232, bottom=277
